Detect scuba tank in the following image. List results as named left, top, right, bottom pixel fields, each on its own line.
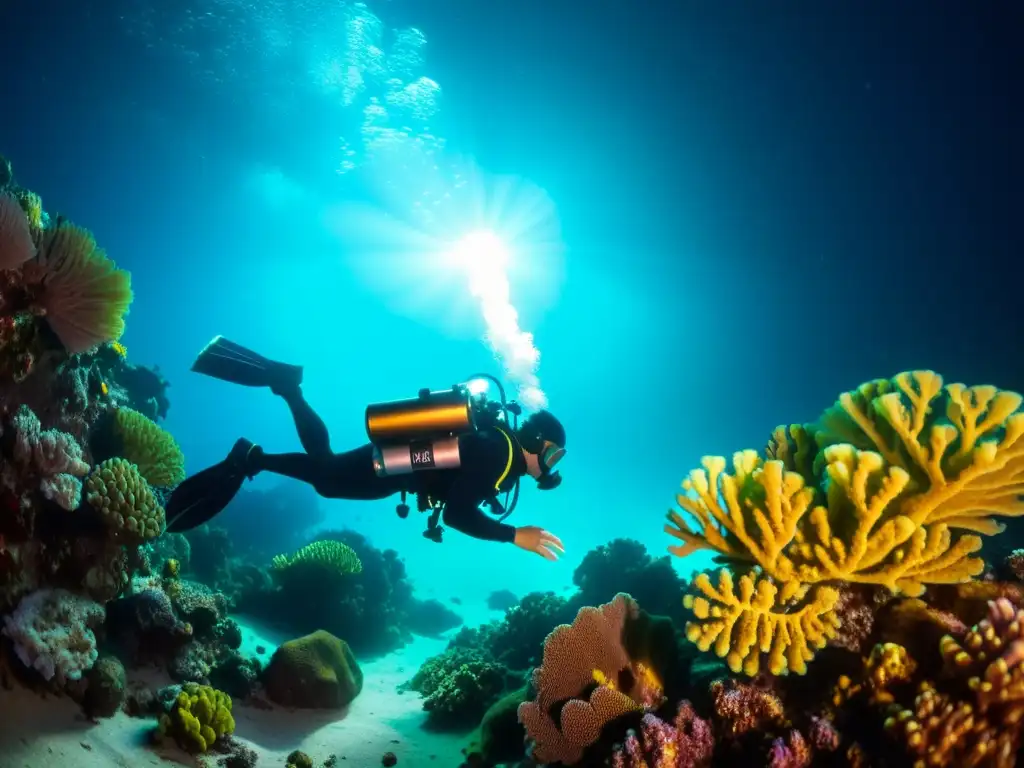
left=364, top=374, right=523, bottom=542
left=366, top=387, right=473, bottom=475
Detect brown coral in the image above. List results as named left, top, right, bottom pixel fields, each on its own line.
left=0, top=192, right=34, bottom=270
left=22, top=219, right=132, bottom=353
left=517, top=593, right=664, bottom=765
left=886, top=598, right=1024, bottom=767
left=710, top=678, right=784, bottom=736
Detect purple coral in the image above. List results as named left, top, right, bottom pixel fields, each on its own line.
left=8, top=404, right=90, bottom=510
left=610, top=701, right=714, bottom=768
left=768, top=730, right=811, bottom=768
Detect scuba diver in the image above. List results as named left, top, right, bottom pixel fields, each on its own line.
left=164, top=337, right=567, bottom=561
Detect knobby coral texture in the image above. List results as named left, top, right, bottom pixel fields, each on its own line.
left=0, top=158, right=188, bottom=699
left=508, top=371, right=1024, bottom=767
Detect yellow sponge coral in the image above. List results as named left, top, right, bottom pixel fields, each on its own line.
left=158, top=682, right=234, bottom=753
left=112, top=407, right=185, bottom=487
left=85, top=458, right=164, bottom=543
left=683, top=569, right=840, bottom=676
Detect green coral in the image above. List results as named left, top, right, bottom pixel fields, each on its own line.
left=263, top=630, right=363, bottom=709
left=84, top=457, right=164, bottom=542
left=112, top=407, right=185, bottom=487
left=157, top=682, right=234, bottom=753
left=403, top=647, right=508, bottom=728
left=272, top=540, right=362, bottom=578
left=286, top=750, right=314, bottom=768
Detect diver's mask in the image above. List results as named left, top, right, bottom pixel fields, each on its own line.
left=535, top=440, right=565, bottom=491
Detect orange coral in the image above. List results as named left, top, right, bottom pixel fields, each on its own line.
left=886, top=598, right=1024, bottom=767
left=517, top=593, right=664, bottom=765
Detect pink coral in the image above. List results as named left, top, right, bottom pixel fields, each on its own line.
left=0, top=192, right=34, bottom=270
left=518, top=594, right=664, bottom=765
left=8, top=404, right=90, bottom=510
left=610, top=701, right=714, bottom=768
left=768, top=730, right=811, bottom=768
left=806, top=716, right=840, bottom=753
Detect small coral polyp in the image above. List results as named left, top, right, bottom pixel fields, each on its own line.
left=667, top=370, right=1024, bottom=675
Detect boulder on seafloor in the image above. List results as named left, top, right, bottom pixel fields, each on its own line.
left=263, top=630, right=363, bottom=709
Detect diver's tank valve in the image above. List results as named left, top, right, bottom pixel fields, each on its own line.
left=366, top=386, right=473, bottom=477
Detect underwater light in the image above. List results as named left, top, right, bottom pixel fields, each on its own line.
left=450, top=230, right=512, bottom=294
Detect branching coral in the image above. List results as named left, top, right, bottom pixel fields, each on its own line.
left=21, top=219, right=133, bottom=354
left=683, top=570, right=840, bottom=676
left=517, top=593, right=665, bottom=765
left=112, top=407, right=185, bottom=486
left=886, top=597, right=1024, bottom=767
left=84, top=457, right=164, bottom=542
left=610, top=700, right=714, bottom=768
left=667, top=371, right=1024, bottom=675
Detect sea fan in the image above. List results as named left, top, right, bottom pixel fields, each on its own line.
left=27, top=219, right=133, bottom=353
left=0, top=192, right=35, bottom=270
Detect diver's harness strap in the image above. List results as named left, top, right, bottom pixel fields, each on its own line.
left=409, top=424, right=522, bottom=544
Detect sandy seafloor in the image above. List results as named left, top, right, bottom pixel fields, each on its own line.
left=0, top=610, right=488, bottom=768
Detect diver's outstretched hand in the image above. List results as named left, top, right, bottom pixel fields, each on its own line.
left=514, top=526, right=565, bottom=561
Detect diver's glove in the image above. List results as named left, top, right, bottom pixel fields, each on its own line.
left=513, top=526, right=564, bottom=561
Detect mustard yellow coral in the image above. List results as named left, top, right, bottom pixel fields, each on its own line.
left=158, top=682, right=234, bottom=753
left=683, top=569, right=840, bottom=676
left=814, top=370, right=1024, bottom=533
left=85, top=457, right=164, bottom=542
left=667, top=371, right=1024, bottom=676
left=112, top=407, right=185, bottom=487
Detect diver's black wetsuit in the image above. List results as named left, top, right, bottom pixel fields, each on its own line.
left=250, top=388, right=526, bottom=543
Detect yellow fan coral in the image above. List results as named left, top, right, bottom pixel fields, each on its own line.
left=25, top=219, right=133, bottom=353
left=667, top=371, right=1024, bottom=676
left=683, top=569, right=840, bottom=676
left=112, top=407, right=185, bottom=487
left=815, top=370, right=1024, bottom=533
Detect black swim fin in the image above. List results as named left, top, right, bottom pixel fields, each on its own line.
left=191, top=336, right=303, bottom=392
left=164, top=438, right=260, bottom=533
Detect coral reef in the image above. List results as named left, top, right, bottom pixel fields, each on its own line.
left=1, top=587, right=104, bottom=684
left=573, top=537, right=687, bottom=621
left=233, top=528, right=432, bottom=656
left=401, top=646, right=510, bottom=728
left=667, top=371, right=1024, bottom=675
left=517, top=593, right=664, bottom=764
